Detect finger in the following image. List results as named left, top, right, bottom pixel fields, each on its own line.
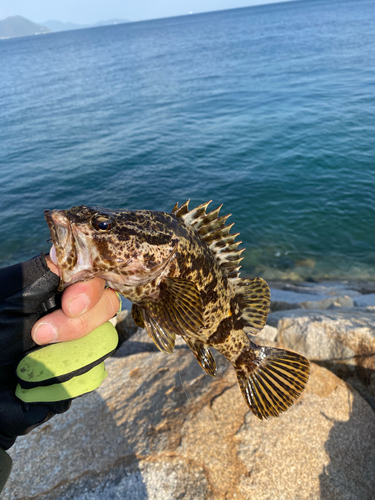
left=45, top=254, right=60, bottom=276
left=61, top=277, right=106, bottom=318
left=32, top=289, right=120, bottom=345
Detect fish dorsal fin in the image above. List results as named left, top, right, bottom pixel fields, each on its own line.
left=183, top=337, right=217, bottom=377
left=233, top=277, right=270, bottom=335
left=145, top=277, right=204, bottom=345
left=171, top=200, right=244, bottom=279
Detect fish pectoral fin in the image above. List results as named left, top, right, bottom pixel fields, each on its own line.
left=183, top=337, right=217, bottom=377
left=131, top=304, right=145, bottom=328
left=143, top=309, right=176, bottom=354
left=235, top=344, right=310, bottom=419
left=148, top=277, right=204, bottom=337
left=235, top=277, right=270, bottom=335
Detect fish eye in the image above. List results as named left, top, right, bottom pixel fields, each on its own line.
left=92, top=214, right=116, bottom=232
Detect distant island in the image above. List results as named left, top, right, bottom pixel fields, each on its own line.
left=0, top=16, right=51, bottom=39
left=0, top=15, right=130, bottom=39
left=42, top=18, right=131, bottom=33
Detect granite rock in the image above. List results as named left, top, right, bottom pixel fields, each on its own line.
left=268, top=309, right=375, bottom=409
left=301, top=295, right=354, bottom=310
left=4, top=329, right=375, bottom=500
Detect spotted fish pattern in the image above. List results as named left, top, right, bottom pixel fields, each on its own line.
left=45, top=201, right=310, bottom=419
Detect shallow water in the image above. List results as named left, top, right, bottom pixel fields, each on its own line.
left=1, top=0, right=375, bottom=280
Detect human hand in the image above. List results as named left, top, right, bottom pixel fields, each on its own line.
left=32, top=255, right=120, bottom=345
left=0, top=253, right=120, bottom=452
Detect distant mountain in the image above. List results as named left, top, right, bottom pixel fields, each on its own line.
left=42, top=18, right=130, bottom=33
left=93, top=19, right=131, bottom=27
left=41, top=20, right=87, bottom=32
left=0, top=15, right=51, bottom=39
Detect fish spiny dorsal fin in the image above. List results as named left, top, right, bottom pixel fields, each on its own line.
left=191, top=204, right=222, bottom=230
left=183, top=200, right=212, bottom=225
left=174, top=201, right=245, bottom=278
left=171, top=202, right=179, bottom=214
left=234, top=277, right=271, bottom=335
left=173, top=200, right=190, bottom=218
left=197, top=214, right=232, bottom=237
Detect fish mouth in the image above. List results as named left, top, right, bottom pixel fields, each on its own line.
left=44, top=209, right=77, bottom=291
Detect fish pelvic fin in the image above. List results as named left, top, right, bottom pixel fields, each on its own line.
left=234, top=343, right=310, bottom=419
left=143, top=309, right=176, bottom=354
left=183, top=337, right=217, bottom=377
left=131, top=304, right=145, bottom=328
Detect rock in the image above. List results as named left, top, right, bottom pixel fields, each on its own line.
left=354, top=293, right=375, bottom=308
left=301, top=295, right=354, bottom=310
left=4, top=332, right=375, bottom=500
left=268, top=309, right=375, bottom=409
left=294, top=258, right=316, bottom=268
left=269, top=300, right=300, bottom=312
left=256, top=324, right=278, bottom=343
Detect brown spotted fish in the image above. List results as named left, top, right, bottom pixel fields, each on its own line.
left=45, top=201, right=310, bottom=419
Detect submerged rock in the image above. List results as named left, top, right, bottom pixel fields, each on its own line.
left=4, top=329, right=375, bottom=500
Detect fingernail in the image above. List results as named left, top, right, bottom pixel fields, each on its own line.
left=33, top=323, right=58, bottom=345
left=68, top=294, right=90, bottom=317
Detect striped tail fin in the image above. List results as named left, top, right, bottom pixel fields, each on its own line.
left=234, top=343, right=310, bottom=419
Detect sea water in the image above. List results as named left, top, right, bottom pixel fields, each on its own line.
left=1, top=0, right=375, bottom=280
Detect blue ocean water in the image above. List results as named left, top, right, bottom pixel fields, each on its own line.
left=1, top=0, right=375, bottom=281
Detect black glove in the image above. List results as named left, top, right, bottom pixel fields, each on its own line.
left=0, top=254, right=69, bottom=451
left=0, top=254, right=119, bottom=493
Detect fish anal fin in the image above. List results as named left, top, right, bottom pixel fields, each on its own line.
left=143, top=310, right=176, bottom=354
left=235, top=345, right=310, bottom=419
left=236, top=277, right=270, bottom=335
left=131, top=304, right=145, bottom=328
left=184, top=337, right=217, bottom=377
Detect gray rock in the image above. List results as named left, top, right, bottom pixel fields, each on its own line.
left=301, top=295, right=354, bottom=310
left=4, top=333, right=375, bottom=500
left=354, top=293, right=375, bottom=308
left=256, top=324, right=278, bottom=343
left=268, top=309, right=375, bottom=409
left=269, top=300, right=301, bottom=312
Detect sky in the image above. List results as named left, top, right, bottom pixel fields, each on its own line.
left=0, top=0, right=295, bottom=25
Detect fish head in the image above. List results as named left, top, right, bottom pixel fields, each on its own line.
left=44, top=205, right=178, bottom=291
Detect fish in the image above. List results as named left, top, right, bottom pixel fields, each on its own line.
left=44, top=201, right=310, bottom=419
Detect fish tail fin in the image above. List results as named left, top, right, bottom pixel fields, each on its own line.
left=234, top=343, right=310, bottom=419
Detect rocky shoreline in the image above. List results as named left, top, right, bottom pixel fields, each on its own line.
left=4, top=280, right=375, bottom=499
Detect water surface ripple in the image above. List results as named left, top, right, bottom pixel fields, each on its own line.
left=1, top=0, right=375, bottom=280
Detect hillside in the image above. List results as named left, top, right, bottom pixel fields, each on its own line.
left=0, top=15, right=50, bottom=38
left=42, top=18, right=130, bottom=32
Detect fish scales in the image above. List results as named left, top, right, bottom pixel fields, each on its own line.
left=44, top=201, right=310, bottom=419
